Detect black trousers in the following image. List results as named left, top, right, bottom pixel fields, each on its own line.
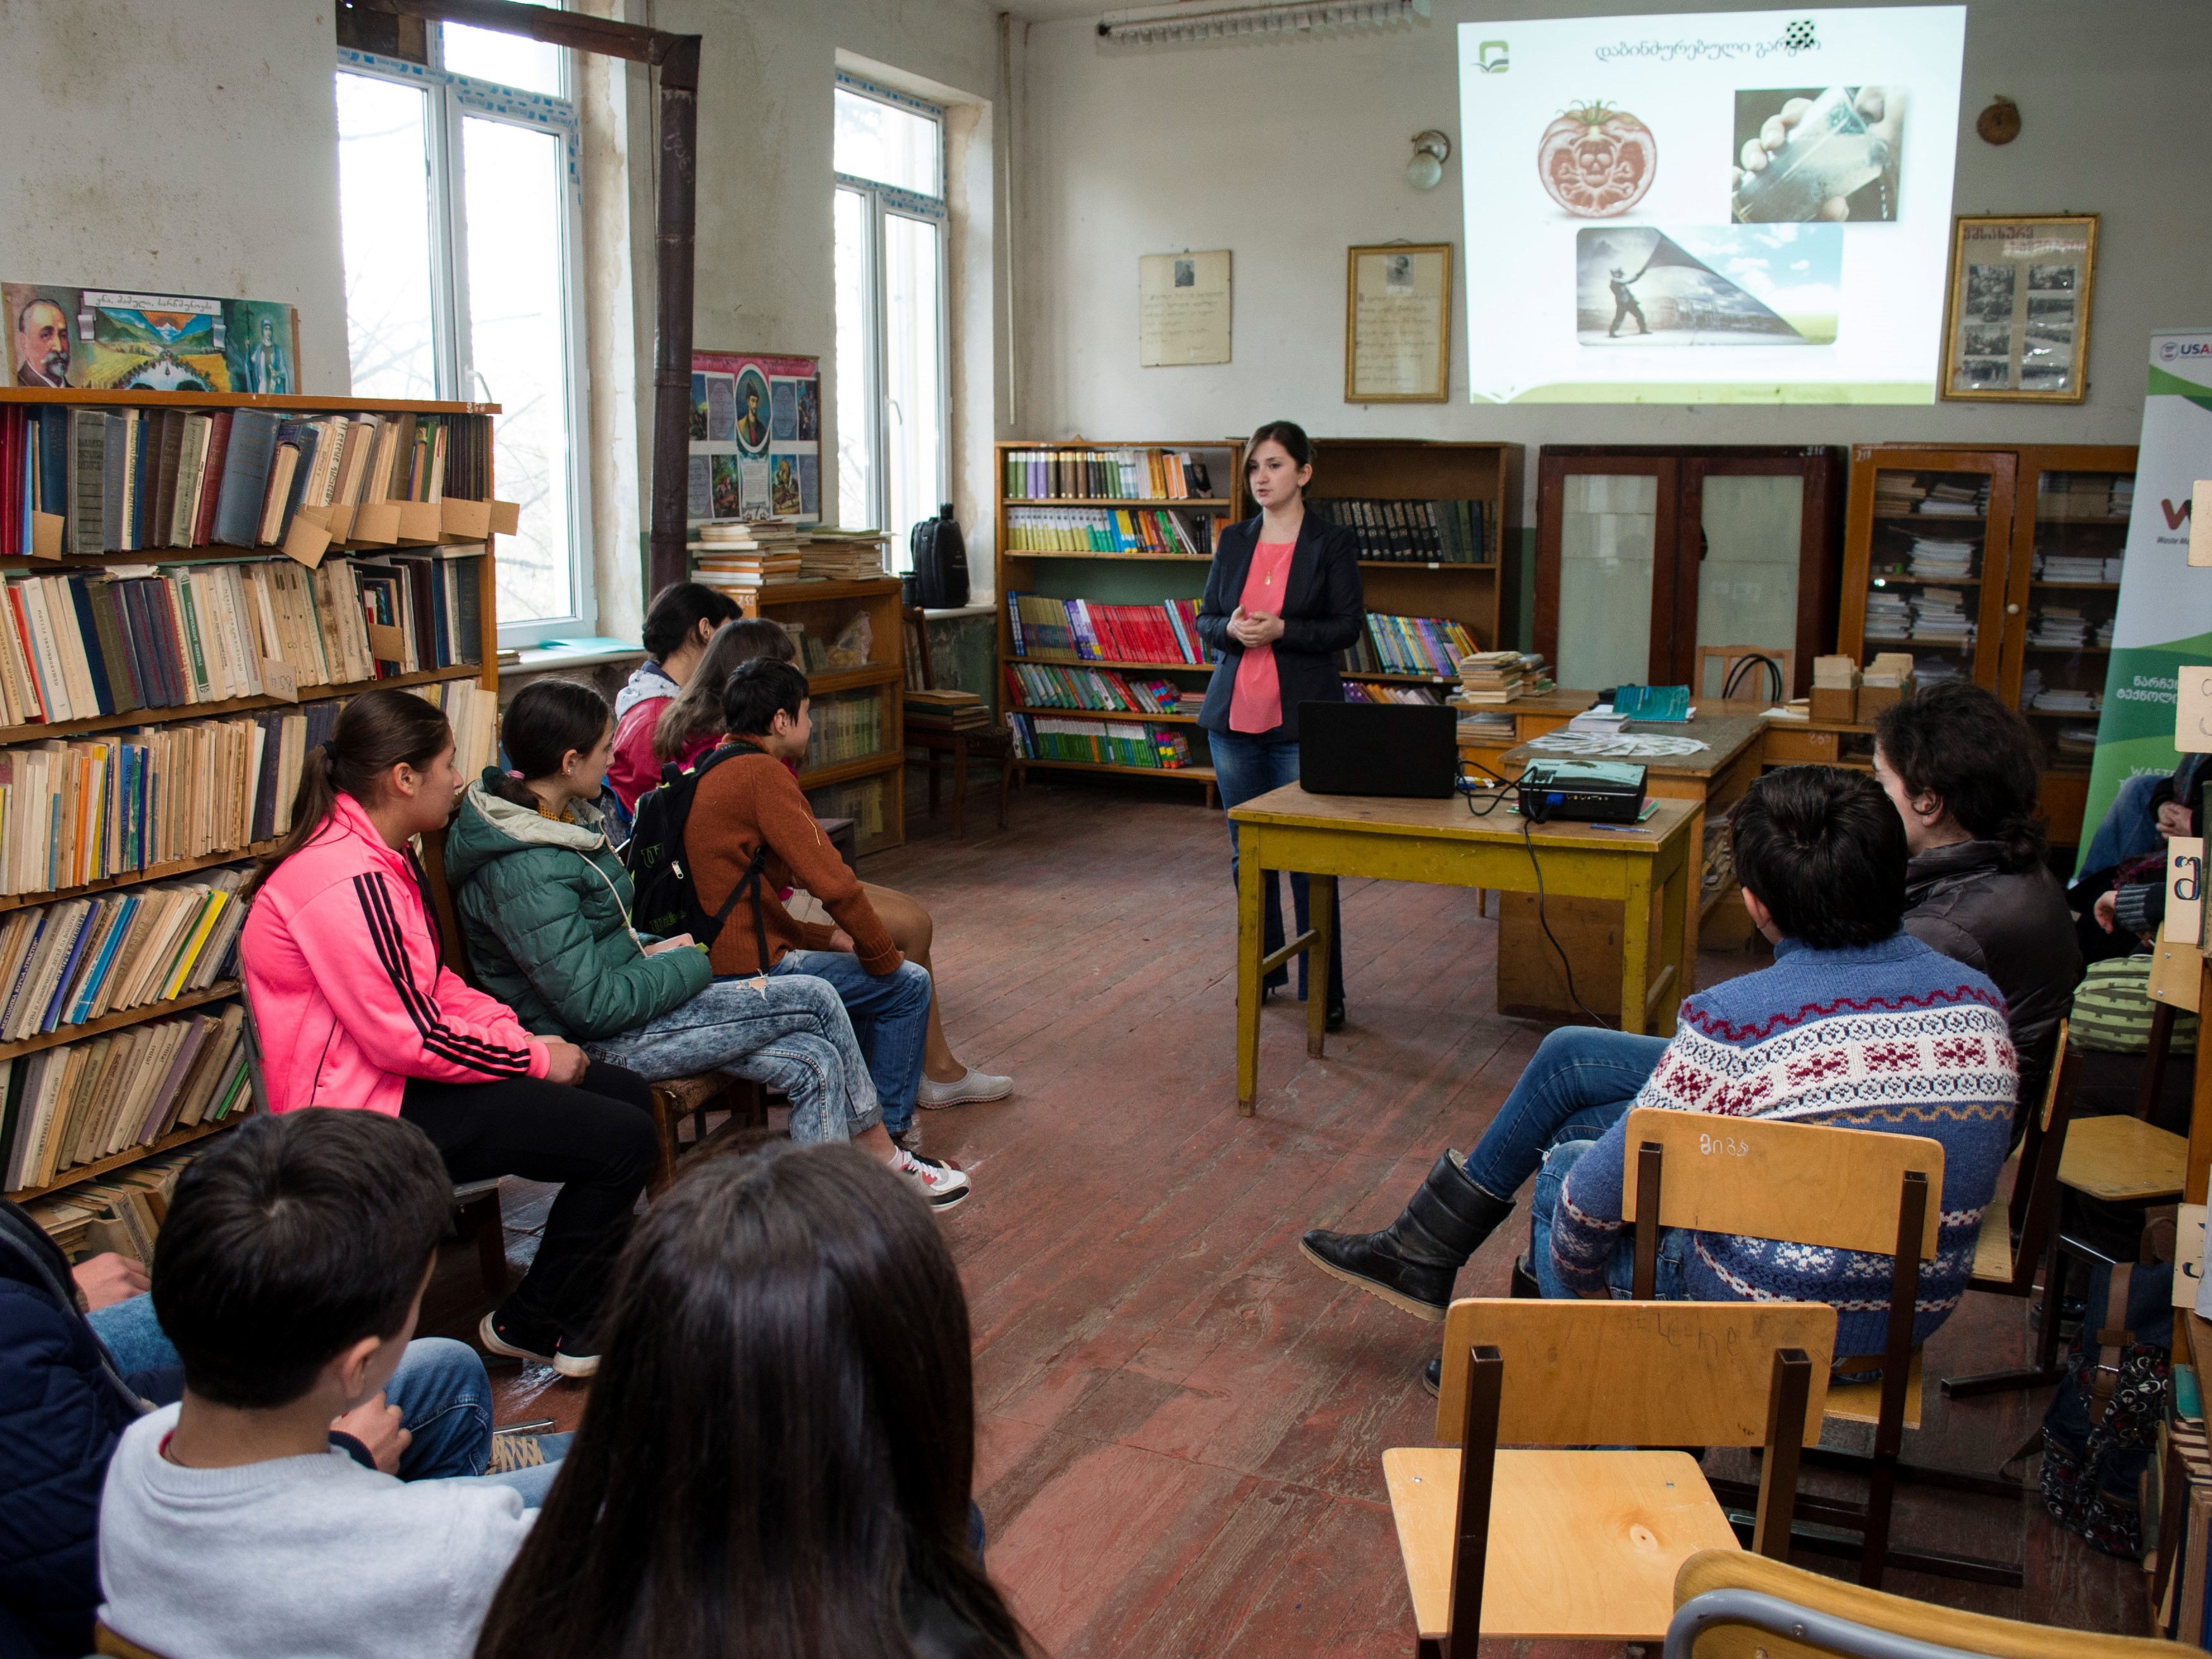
left=400, top=1062, right=656, bottom=1344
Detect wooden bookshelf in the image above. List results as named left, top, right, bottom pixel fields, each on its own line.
left=997, top=438, right=1244, bottom=804
left=747, top=577, right=906, bottom=853
left=0, top=388, right=504, bottom=1211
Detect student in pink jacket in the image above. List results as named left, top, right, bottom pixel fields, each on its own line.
left=241, top=689, right=656, bottom=1380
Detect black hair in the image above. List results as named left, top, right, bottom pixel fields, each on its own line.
left=1874, top=681, right=2047, bottom=873
left=1728, top=765, right=1909, bottom=950
left=476, top=1145, right=1030, bottom=1659
left=152, top=1109, right=453, bottom=1409
left=1245, top=420, right=1313, bottom=479
left=721, top=658, right=810, bottom=740
left=655, top=620, right=798, bottom=761
left=641, top=582, right=742, bottom=661
left=503, top=677, right=614, bottom=781
left=252, top=689, right=451, bottom=894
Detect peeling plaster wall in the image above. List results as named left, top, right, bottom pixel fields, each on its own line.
left=0, top=0, right=349, bottom=395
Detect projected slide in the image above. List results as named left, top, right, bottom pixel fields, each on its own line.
left=1458, top=6, right=1965, bottom=404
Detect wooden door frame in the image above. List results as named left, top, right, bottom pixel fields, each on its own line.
left=1838, top=445, right=2018, bottom=689
left=1534, top=450, right=1680, bottom=686
left=1671, top=450, right=1844, bottom=699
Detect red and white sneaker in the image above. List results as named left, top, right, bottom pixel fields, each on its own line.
left=891, top=1147, right=972, bottom=1211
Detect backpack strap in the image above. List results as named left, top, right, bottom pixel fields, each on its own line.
left=2085, top=1264, right=2137, bottom=1428
left=714, top=841, right=776, bottom=975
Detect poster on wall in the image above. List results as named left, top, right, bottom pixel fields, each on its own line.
left=1938, top=214, right=2098, bottom=403
left=4, top=282, right=300, bottom=393
left=2078, top=331, right=2212, bottom=860
left=1455, top=6, right=1965, bottom=405
left=1138, top=252, right=1231, bottom=367
left=687, top=350, right=821, bottom=525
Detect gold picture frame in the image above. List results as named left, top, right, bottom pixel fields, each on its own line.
left=1940, top=214, right=2097, bottom=403
left=1345, top=243, right=1453, bottom=403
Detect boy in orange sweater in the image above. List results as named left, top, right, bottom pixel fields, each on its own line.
left=685, top=661, right=950, bottom=1172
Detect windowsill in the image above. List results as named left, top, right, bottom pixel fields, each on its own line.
left=500, top=636, right=645, bottom=675
left=919, top=603, right=994, bottom=620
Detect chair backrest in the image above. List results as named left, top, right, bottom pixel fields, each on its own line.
left=1998, top=1019, right=2076, bottom=1272
left=1696, top=645, right=1793, bottom=704
left=1431, top=1297, right=1836, bottom=1448
left=1668, top=1548, right=2192, bottom=1659
left=904, top=605, right=934, bottom=692
left=235, top=974, right=272, bottom=1117
left=95, top=1621, right=173, bottom=1659
left=414, top=826, right=478, bottom=985
left=1621, top=1108, right=1943, bottom=1261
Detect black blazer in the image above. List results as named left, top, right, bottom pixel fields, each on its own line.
left=1195, top=512, right=1365, bottom=742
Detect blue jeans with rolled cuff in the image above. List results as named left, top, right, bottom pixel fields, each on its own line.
left=1209, top=726, right=1345, bottom=1004
left=764, top=951, right=933, bottom=1134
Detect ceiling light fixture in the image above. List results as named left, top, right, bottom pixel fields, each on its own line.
left=1098, top=0, right=1431, bottom=46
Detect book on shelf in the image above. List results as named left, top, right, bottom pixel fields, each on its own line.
left=1004, top=661, right=1187, bottom=717
left=1006, top=713, right=1194, bottom=771
left=0, top=405, right=493, bottom=558
left=1005, top=505, right=1216, bottom=559
left=1309, top=497, right=1489, bottom=564
left=1342, top=680, right=1443, bottom=706
left=0, top=551, right=484, bottom=728
left=1451, top=649, right=1529, bottom=705
left=802, top=691, right=886, bottom=770
left=904, top=689, right=989, bottom=732
left=692, top=523, right=887, bottom=591
left=1339, top=613, right=1479, bottom=679
left=805, top=778, right=886, bottom=841
left=1006, top=592, right=1211, bottom=667
left=0, top=869, right=247, bottom=1044
left=1003, top=447, right=1216, bottom=502
left=2, top=1007, right=252, bottom=1197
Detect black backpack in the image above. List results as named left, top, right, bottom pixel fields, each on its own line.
left=624, top=744, right=773, bottom=971
left=2039, top=1239, right=2175, bottom=1558
left=908, top=503, right=969, bottom=609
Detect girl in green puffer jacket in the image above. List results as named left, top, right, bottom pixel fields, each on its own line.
left=444, top=679, right=969, bottom=1208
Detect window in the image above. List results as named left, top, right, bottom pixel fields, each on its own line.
left=833, top=75, right=949, bottom=565
left=337, top=26, right=591, bottom=644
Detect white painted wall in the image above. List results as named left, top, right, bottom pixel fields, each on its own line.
left=0, top=0, right=348, bottom=395
left=1016, top=0, right=2212, bottom=501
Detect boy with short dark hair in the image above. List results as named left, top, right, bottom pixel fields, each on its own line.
left=97, top=1110, right=541, bottom=1659
left=1532, top=766, right=2017, bottom=1357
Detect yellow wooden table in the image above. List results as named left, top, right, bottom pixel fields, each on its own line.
left=1228, top=785, right=1700, bottom=1113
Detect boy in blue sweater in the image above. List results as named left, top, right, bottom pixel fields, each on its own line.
left=1530, top=766, right=2015, bottom=1357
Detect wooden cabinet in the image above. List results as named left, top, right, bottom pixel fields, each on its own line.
left=1836, top=443, right=2138, bottom=845
left=1534, top=445, right=1843, bottom=700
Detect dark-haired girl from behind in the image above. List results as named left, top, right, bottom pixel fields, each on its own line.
left=474, top=1143, right=1032, bottom=1659
left=238, top=687, right=660, bottom=1379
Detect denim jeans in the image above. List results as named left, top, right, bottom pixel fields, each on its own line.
left=1528, top=1139, right=1689, bottom=1301
left=82, top=1305, right=565, bottom=1505
left=1209, top=726, right=1345, bottom=1003
left=766, top=952, right=932, bottom=1134
left=1458, top=1028, right=1668, bottom=1202
left=584, top=973, right=883, bottom=1144
left=2080, top=772, right=2165, bottom=875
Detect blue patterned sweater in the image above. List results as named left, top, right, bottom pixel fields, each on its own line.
left=1549, top=933, right=2016, bottom=1357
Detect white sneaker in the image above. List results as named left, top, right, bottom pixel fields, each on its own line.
left=893, top=1147, right=972, bottom=1211
left=917, top=1068, right=1013, bottom=1110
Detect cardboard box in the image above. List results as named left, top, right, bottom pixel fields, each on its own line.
left=1811, top=686, right=1858, bottom=722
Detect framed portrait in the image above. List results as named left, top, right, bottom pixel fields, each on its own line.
left=1940, top=214, right=2097, bottom=403
left=1345, top=243, right=1452, bottom=402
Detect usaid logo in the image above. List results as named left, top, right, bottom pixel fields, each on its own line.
left=2161, top=340, right=2212, bottom=361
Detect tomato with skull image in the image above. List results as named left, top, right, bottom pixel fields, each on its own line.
left=1537, top=102, right=1657, bottom=217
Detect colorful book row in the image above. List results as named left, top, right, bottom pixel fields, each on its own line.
left=1004, top=506, right=1215, bottom=559
left=1006, top=593, right=1211, bottom=667
left=1005, top=661, right=1188, bottom=716
left=1003, top=448, right=1218, bottom=503
left=0, top=869, right=247, bottom=1044
left=802, top=691, right=886, bottom=771
left=1008, top=713, right=1195, bottom=771
left=1340, top=613, right=1480, bottom=679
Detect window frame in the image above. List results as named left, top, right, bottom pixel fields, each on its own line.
left=834, top=72, right=951, bottom=566
left=336, top=39, right=596, bottom=646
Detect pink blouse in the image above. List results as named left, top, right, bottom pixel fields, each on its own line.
left=1229, top=540, right=1297, bottom=733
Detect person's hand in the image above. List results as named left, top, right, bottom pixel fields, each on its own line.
left=1733, top=87, right=1902, bottom=221
left=71, top=1252, right=149, bottom=1313
left=1228, top=607, right=1285, bottom=647
left=827, top=929, right=856, bottom=954
left=541, top=1038, right=589, bottom=1086
left=2158, top=800, right=2194, bottom=839
left=2094, top=889, right=2120, bottom=934
left=331, top=1393, right=409, bottom=1475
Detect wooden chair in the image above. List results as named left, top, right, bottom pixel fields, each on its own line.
left=94, top=1624, right=170, bottom=1659
left=1695, top=645, right=1794, bottom=704
left=1620, top=1108, right=2005, bottom=1588
left=1666, top=1548, right=2194, bottom=1659
left=902, top=606, right=1010, bottom=836
left=1384, top=1296, right=1834, bottom=1657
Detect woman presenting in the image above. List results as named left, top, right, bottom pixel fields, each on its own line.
left=1197, top=420, right=1364, bottom=1029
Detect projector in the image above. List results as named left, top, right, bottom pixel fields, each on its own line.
left=1517, top=760, right=1649, bottom=824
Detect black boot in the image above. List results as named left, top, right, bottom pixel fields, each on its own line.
left=1299, top=1153, right=1515, bottom=1323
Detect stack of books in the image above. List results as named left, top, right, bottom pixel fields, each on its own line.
left=1905, top=537, right=1976, bottom=579
left=905, top=689, right=991, bottom=735
left=1457, top=708, right=1517, bottom=745
left=797, top=532, right=888, bottom=582
left=2030, top=605, right=2090, bottom=649
left=1872, top=475, right=1926, bottom=515
left=694, top=522, right=804, bottom=592
left=1909, top=588, right=1974, bottom=643
left=1454, top=650, right=1528, bottom=705
left=1, top=1007, right=250, bottom=1195
left=2039, top=473, right=2133, bottom=522
left=2035, top=552, right=2125, bottom=583
left=1916, top=479, right=1988, bottom=518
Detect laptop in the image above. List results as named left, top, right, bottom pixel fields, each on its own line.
left=1296, top=701, right=1459, bottom=799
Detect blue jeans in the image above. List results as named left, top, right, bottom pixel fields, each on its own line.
left=766, top=952, right=932, bottom=1134
left=1209, top=726, right=1345, bottom=1003
left=1459, top=1028, right=1668, bottom=1202
left=1528, top=1138, right=1689, bottom=1300
left=86, top=1303, right=565, bottom=1505
left=2081, top=772, right=2166, bottom=874
left=584, top=974, right=883, bottom=1144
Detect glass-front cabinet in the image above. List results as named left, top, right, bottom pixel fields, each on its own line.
left=1838, top=443, right=2140, bottom=847
left=1535, top=446, right=1844, bottom=700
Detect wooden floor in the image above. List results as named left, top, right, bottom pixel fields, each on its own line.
left=419, top=776, right=2153, bottom=1655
